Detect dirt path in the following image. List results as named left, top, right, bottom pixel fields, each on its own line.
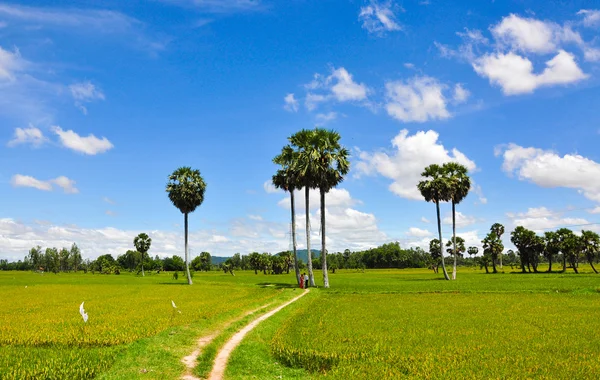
left=180, top=304, right=272, bottom=380
left=207, top=289, right=309, bottom=380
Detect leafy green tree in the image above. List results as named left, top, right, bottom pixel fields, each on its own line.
left=27, top=246, right=43, bottom=272
left=543, top=231, right=561, bottom=272
left=511, top=226, right=543, bottom=273
left=166, top=167, right=207, bottom=285
left=581, top=230, right=600, bottom=274
left=273, top=145, right=301, bottom=285
left=58, top=248, right=70, bottom=272
left=291, top=128, right=349, bottom=288
left=231, top=253, right=242, bottom=270
left=446, top=236, right=466, bottom=258
left=428, top=239, right=441, bottom=273
left=44, top=248, right=59, bottom=274
left=418, top=164, right=451, bottom=280
left=199, top=251, right=211, bottom=271
left=277, top=251, right=293, bottom=274
left=248, top=252, right=261, bottom=274
left=69, top=243, right=82, bottom=272
left=133, top=233, right=152, bottom=277
left=556, top=228, right=578, bottom=273
left=482, top=223, right=504, bottom=273
left=442, top=162, right=471, bottom=280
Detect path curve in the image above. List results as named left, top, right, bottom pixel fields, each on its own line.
left=181, top=304, right=272, bottom=380
left=208, top=289, right=309, bottom=380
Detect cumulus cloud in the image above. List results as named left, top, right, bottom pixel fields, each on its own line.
left=497, top=143, right=600, bottom=202
left=7, top=126, right=46, bottom=147
left=442, top=211, right=477, bottom=228
left=10, top=174, right=78, bottom=193
left=0, top=46, right=24, bottom=81
left=52, top=126, right=114, bottom=155
left=315, top=112, right=338, bottom=125
left=473, top=50, right=587, bottom=95
left=304, top=67, right=369, bottom=110
left=406, top=227, right=432, bottom=237
left=283, top=93, right=298, bottom=112
left=263, top=180, right=280, bottom=194
left=359, top=0, right=402, bottom=36
left=355, top=129, right=476, bottom=200
left=385, top=76, right=452, bottom=122
left=507, top=207, right=589, bottom=232
left=452, top=83, right=470, bottom=103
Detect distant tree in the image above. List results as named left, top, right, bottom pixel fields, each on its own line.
left=133, top=233, right=152, bottom=277
left=199, top=251, right=211, bottom=271
left=511, top=226, right=543, bottom=273
left=556, top=228, right=579, bottom=273
left=277, top=251, right=293, bottom=274
left=482, top=223, right=504, bottom=274
left=428, top=239, right=442, bottom=274
left=27, top=246, right=43, bottom=272
left=166, top=166, right=207, bottom=285
left=543, top=231, right=561, bottom=272
left=231, top=253, right=242, bottom=270
left=581, top=230, right=600, bottom=274
left=446, top=236, right=466, bottom=259
left=44, top=248, right=59, bottom=274
left=69, top=243, right=82, bottom=272
left=260, top=252, right=272, bottom=274
left=418, top=164, right=451, bottom=280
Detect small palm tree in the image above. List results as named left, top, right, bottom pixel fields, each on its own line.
left=581, top=230, right=600, bottom=274
left=133, top=233, right=152, bottom=277
left=418, top=164, right=451, bottom=281
left=442, top=162, right=471, bottom=280
left=273, top=145, right=301, bottom=286
left=166, top=167, right=206, bottom=285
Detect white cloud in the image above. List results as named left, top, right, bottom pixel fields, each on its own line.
left=7, top=125, right=46, bottom=147
left=10, top=174, right=78, bottom=193
left=406, top=227, right=432, bottom=237
left=588, top=207, right=600, bottom=214
left=0, top=46, right=24, bottom=81
left=161, top=0, right=263, bottom=13
left=70, top=81, right=104, bottom=114
left=507, top=207, right=589, bottom=232
left=384, top=76, right=451, bottom=122
left=578, top=9, right=600, bottom=28
left=283, top=93, right=298, bottom=112
left=359, top=0, right=402, bottom=36
left=52, top=126, right=114, bottom=155
left=498, top=143, right=600, bottom=202
left=277, top=187, right=358, bottom=212
left=103, top=197, right=115, bottom=205
left=248, top=214, right=263, bottom=221
left=491, top=14, right=558, bottom=54
left=51, top=176, right=79, bottom=194
left=355, top=129, right=476, bottom=200
left=584, top=46, right=600, bottom=62
left=421, top=216, right=430, bottom=223
left=452, top=83, right=470, bottom=103
left=303, top=67, right=369, bottom=111
left=472, top=183, right=488, bottom=204
left=443, top=211, right=477, bottom=228
left=10, top=174, right=52, bottom=191
left=315, top=112, right=338, bottom=125
left=473, top=50, right=587, bottom=95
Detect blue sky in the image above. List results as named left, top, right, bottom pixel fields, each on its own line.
left=1, top=0, right=600, bottom=261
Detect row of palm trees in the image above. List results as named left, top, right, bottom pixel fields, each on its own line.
left=418, top=162, right=472, bottom=281
left=272, top=128, right=349, bottom=288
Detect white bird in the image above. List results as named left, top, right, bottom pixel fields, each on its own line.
left=171, top=300, right=177, bottom=308
left=80, top=302, right=88, bottom=323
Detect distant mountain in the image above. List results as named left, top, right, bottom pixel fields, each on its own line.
left=295, top=249, right=321, bottom=263
left=210, top=256, right=229, bottom=265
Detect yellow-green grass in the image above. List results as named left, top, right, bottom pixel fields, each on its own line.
left=0, top=270, right=298, bottom=379
left=263, top=268, right=600, bottom=379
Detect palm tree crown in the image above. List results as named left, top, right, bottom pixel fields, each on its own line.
left=166, top=167, right=206, bottom=214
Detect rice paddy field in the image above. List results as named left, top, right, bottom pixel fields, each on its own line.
left=2, top=266, right=600, bottom=379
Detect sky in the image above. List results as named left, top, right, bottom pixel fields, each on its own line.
left=1, top=0, right=600, bottom=261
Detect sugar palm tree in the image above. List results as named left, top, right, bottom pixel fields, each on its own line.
left=418, top=164, right=451, bottom=280
left=166, top=167, right=206, bottom=285
left=133, top=233, right=152, bottom=277
left=272, top=145, right=301, bottom=286
left=293, top=128, right=349, bottom=289
left=442, top=162, right=471, bottom=280
left=289, top=129, right=318, bottom=287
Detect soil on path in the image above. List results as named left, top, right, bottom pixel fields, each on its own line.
left=208, top=289, right=309, bottom=380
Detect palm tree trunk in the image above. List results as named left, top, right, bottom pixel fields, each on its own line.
left=290, top=190, right=301, bottom=285
left=141, top=251, right=145, bottom=277
left=588, top=257, right=598, bottom=274
left=561, top=255, right=567, bottom=273
left=305, top=186, right=315, bottom=287
left=184, top=212, right=193, bottom=285
left=320, top=188, right=329, bottom=288
left=547, top=256, right=552, bottom=272
left=491, top=254, right=497, bottom=273
left=451, top=201, right=457, bottom=280
left=436, top=201, right=450, bottom=280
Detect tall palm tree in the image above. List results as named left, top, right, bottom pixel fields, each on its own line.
left=442, top=162, right=471, bottom=280
left=133, top=233, right=152, bottom=277
left=272, top=145, right=301, bottom=286
left=294, top=128, right=349, bottom=289
left=166, top=167, right=206, bottom=285
left=418, top=164, right=451, bottom=281
left=289, top=129, right=318, bottom=287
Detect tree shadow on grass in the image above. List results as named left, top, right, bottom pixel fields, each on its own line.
left=256, top=282, right=297, bottom=289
